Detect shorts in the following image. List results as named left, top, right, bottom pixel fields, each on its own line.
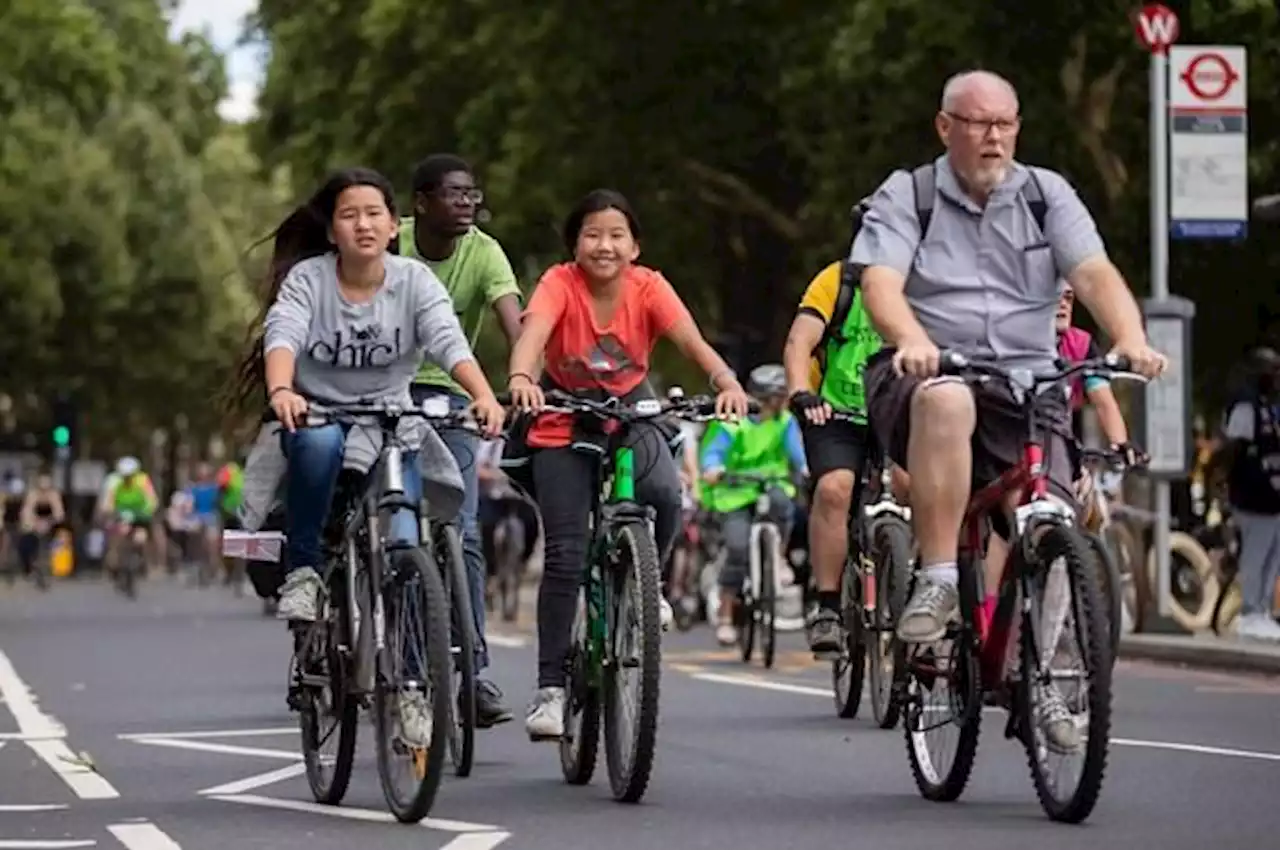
left=115, top=514, right=153, bottom=534
left=863, top=349, right=1074, bottom=503
left=193, top=512, right=220, bottom=529
left=799, top=417, right=870, bottom=484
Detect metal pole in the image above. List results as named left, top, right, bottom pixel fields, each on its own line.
left=1151, top=49, right=1173, bottom=619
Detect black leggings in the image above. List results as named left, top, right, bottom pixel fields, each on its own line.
left=531, top=423, right=682, bottom=687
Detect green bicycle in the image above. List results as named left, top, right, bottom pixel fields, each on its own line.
left=515, top=390, right=724, bottom=803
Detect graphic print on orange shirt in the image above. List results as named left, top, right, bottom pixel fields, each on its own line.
left=523, top=262, right=691, bottom=448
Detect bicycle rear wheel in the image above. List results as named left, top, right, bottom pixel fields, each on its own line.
left=903, top=562, right=981, bottom=803
left=868, top=519, right=911, bottom=729
left=438, top=525, right=476, bottom=778
left=373, top=547, right=451, bottom=824
left=1015, top=524, right=1112, bottom=824
left=603, top=522, right=662, bottom=803
left=295, top=566, right=358, bottom=805
left=559, top=584, right=601, bottom=785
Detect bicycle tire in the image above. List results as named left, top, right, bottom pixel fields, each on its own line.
left=120, top=544, right=140, bottom=599
left=297, top=569, right=358, bottom=805
left=1083, top=530, right=1123, bottom=665
left=1105, top=521, right=1145, bottom=632
left=1211, top=579, right=1241, bottom=636
left=759, top=524, right=779, bottom=670
left=559, top=585, right=601, bottom=785
left=903, top=564, right=981, bottom=803
left=1015, top=523, right=1112, bottom=823
left=439, top=524, right=476, bottom=778
left=869, top=519, right=911, bottom=729
left=1145, top=532, right=1218, bottom=632
left=373, top=546, right=451, bottom=824
left=496, top=515, right=525, bottom=623
left=832, top=553, right=866, bottom=719
left=603, top=522, right=663, bottom=803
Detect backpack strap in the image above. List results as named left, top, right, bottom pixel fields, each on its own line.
left=911, top=164, right=937, bottom=239
left=1021, top=167, right=1049, bottom=236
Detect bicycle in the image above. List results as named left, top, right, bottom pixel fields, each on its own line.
left=831, top=422, right=913, bottom=729
left=109, top=513, right=148, bottom=599
left=517, top=389, right=733, bottom=803
left=900, top=352, right=1144, bottom=824
left=232, top=400, right=459, bottom=824
left=1077, top=446, right=1147, bottom=660
left=715, top=471, right=792, bottom=669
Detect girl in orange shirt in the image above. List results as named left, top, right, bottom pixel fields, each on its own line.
left=508, top=189, right=748, bottom=740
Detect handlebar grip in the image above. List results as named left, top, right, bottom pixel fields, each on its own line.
left=1103, top=352, right=1133, bottom=372
left=937, top=350, right=969, bottom=374
left=494, top=392, right=513, bottom=407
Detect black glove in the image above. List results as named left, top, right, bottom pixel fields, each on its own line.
left=789, top=391, right=826, bottom=420
left=1111, top=442, right=1147, bottom=468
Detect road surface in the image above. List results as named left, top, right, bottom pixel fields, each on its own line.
left=2, top=577, right=1278, bottom=850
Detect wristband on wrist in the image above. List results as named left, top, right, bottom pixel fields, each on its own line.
left=268, top=386, right=293, bottom=399
left=709, top=368, right=738, bottom=391
left=508, top=371, right=535, bottom=386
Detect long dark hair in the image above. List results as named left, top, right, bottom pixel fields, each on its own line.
left=223, top=167, right=397, bottom=424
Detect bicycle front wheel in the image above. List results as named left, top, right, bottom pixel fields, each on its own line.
left=832, top=553, right=865, bottom=719
left=868, top=519, right=911, bottom=729
left=603, top=522, right=662, bottom=803
left=757, top=523, right=779, bottom=670
left=373, top=546, right=451, bottom=824
left=295, top=568, right=358, bottom=805
left=1016, top=524, right=1112, bottom=824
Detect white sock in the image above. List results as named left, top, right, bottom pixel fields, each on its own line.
left=921, top=562, right=958, bottom=587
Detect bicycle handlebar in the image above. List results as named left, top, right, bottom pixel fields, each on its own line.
left=1080, top=445, right=1149, bottom=472
left=937, top=351, right=1149, bottom=393
left=267, top=399, right=483, bottom=433
left=495, top=389, right=759, bottom=423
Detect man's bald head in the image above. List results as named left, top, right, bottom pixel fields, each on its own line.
left=940, top=70, right=1019, bottom=114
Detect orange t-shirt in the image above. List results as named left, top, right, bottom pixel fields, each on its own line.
left=524, top=262, right=692, bottom=448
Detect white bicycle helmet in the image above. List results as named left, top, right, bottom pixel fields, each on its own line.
left=116, top=456, right=141, bottom=477
left=748, top=364, right=787, bottom=398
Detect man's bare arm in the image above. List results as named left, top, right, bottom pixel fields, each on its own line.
left=1069, top=256, right=1147, bottom=348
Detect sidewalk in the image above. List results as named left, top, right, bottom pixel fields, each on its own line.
left=1120, top=632, right=1280, bottom=676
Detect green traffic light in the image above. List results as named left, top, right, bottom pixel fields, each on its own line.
left=52, top=425, right=70, bottom=447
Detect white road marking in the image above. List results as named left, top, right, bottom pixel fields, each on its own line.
left=1113, top=737, right=1280, bottom=763
left=0, top=649, right=65, bottom=738
left=0, top=842, right=95, bottom=849
left=117, top=728, right=295, bottom=741
left=0, top=804, right=70, bottom=812
left=688, top=666, right=1280, bottom=765
left=483, top=633, right=528, bottom=648
left=128, top=737, right=300, bottom=762
left=26, top=740, right=119, bottom=800
left=197, top=763, right=307, bottom=795
left=0, top=649, right=120, bottom=799
left=107, top=823, right=182, bottom=850
left=0, top=734, right=64, bottom=742
left=209, top=794, right=502, bottom=833
left=441, top=834, right=514, bottom=850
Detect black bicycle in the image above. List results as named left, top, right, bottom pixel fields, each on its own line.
left=260, top=401, right=457, bottom=824
left=516, top=390, right=735, bottom=803
left=831, top=428, right=913, bottom=729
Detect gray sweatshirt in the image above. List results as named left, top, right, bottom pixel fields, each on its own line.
left=263, top=253, right=473, bottom=404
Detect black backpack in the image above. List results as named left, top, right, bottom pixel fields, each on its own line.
left=823, top=164, right=1050, bottom=348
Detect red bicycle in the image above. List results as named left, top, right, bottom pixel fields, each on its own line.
left=900, top=351, right=1144, bottom=824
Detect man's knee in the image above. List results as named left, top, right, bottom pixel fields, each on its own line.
left=910, top=381, right=976, bottom=440
left=812, top=470, right=856, bottom=517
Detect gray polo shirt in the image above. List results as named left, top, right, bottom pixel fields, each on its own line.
left=851, top=155, right=1106, bottom=371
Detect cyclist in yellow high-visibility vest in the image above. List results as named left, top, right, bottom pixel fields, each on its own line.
left=701, top=365, right=808, bottom=646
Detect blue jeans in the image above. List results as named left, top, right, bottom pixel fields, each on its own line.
left=411, top=386, right=490, bottom=670
left=281, top=424, right=422, bottom=571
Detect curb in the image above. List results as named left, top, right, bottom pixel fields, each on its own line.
left=1119, top=636, right=1280, bottom=676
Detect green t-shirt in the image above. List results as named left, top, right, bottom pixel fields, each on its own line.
left=400, top=218, right=521, bottom=396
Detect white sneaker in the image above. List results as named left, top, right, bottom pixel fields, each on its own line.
left=1237, top=614, right=1276, bottom=641
left=525, top=687, right=566, bottom=741
left=715, top=623, right=738, bottom=646
left=276, top=567, right=322, bottom=622
left=397, top=689, right=433, bottom=747
left=659, top=597, right=674, bottom=632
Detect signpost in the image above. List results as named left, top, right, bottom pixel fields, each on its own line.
left=1169, top=46, right=1249, bottom=239
left=1133, top=4, right=1182, bottom=622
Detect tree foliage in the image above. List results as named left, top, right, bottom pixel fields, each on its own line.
left=0, top=0, right=288, bottom=457
left=249, top=0, right=1280, bottom=409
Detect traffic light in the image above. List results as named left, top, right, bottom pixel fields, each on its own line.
left=52, top=425, right=70, bottom=447
left=50, top=394, right=76, bottom=455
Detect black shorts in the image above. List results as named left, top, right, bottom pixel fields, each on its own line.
left=863, top=348, right=1074, bottom=502
left=800, top=418, right=870, bottom=484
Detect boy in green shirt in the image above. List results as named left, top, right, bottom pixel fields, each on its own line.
left=402, top=154, right=523, bottom=727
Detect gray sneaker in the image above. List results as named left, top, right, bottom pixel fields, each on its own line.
left=276, top=567, right=322, bottom=622
left=805, top=608, right=844, bottom=659
left=1035, top=684, right=1082, bottom=754
left=397, top=689, right=433, bottom=748
left=524, top=687, right=566, bottom=741
left=896, top=579, right=959, bottom=643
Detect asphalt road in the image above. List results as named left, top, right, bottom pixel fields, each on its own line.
left=2, top=575, right=1279, bottom=850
